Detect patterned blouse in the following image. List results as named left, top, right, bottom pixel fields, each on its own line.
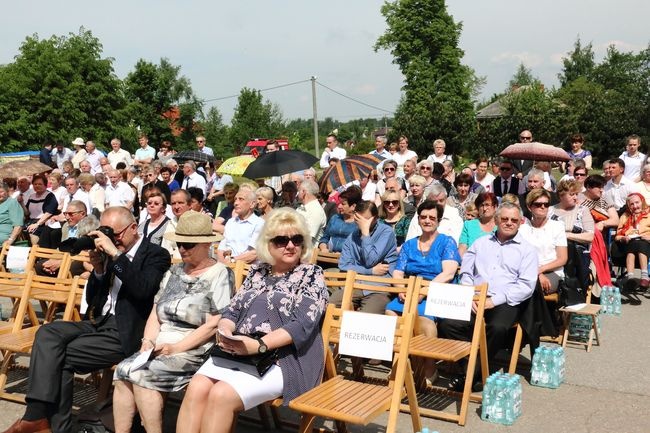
left=222, top=262, right=328, bottom=404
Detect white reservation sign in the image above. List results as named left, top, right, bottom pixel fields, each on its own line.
left=424, top=282, right=475, bottom=321
left=338, top=311, right=397, bottom=361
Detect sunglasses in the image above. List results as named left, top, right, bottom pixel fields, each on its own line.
left=270, top=234, right=304, bottom=248
left=500, top=166, right=513, bottom=171
left=418, top=214, right=439, bottom=221
left=419, top=166, right=431, bottom=171
left=383, top=200, right=399, bottom=206
left=531, top=202, right=550, bottom=208
left=63, top=211, right=83, bottom=216
left=499, top=217, right=520, bottom=223
left=383, top=167, right=395, bottom=172
left=574, top=173, right=586, bottom=177
left=177, top=242, right=198, bottom=250
left=520, top=136, right=532, bottom=140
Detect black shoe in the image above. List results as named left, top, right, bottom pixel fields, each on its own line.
left=447, top=375, right=483, bottom=393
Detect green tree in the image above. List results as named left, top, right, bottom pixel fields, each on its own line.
left=123, top=58, right=202, bottom=152
left=228, top=88, right=284, bottom=153
left=508, top=63, right=538, bottom=89
left=374, top=0, right=477, bottom=157
left=558, top=38, right=596, bottom=87
left=0, top=28, right=124, bottom=151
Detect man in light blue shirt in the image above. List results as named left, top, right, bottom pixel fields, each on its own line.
left=438, top=202, right=538, bottom=385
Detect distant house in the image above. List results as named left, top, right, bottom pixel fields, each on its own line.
left=372, top=127, right=391, bottom=139
left=476, top=85, right=547, bottom=119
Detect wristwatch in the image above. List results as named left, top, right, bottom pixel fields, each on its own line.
left=256, top=337, right=268, bottom=354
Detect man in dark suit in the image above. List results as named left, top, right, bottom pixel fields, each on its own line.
left=492, top=159, right=525, bottom=198
left=512, top=130, right=535, bottom=179
left=3, top=206, right=171, bottom=433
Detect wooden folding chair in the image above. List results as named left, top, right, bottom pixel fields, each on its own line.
left=289, top=273, right=421, bottom=433
left=0, top=272, right=35, bottom=333
left=0, top=274, right=84, bottom=402
left=402, top=279, right=489, bottom=426
left=310, top=249, right=341, bottom=269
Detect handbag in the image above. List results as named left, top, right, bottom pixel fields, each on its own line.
left=558, top=276, right=586, bottom=307
left=210, top=332, right=278, bottom=377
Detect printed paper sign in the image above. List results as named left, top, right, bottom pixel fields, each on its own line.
left=424, top=282, right=474, bottom=321
left=338, top=311, right=397, bottom=361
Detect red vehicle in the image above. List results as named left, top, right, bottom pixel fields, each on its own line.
left=241, top=138, right=290, bottom=157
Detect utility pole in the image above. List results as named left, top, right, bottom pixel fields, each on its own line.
left=311, top=76, right=319, bottom=158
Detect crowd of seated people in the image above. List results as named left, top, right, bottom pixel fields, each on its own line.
left=3, top=131, right=648, bottom=433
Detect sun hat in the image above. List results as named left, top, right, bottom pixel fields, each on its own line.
left=164, top=210, right=223, bottom=243
left=72, top=137, right=85, bottom=146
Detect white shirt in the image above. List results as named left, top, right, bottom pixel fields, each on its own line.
left=85, top=150, right=103, bottom=174
left=604, top=176, right=638, bottom=210
left=108, top=148, right=133, bottom=169
left=62, top=189, right=92, bottom=214
left=620, top=151, right=646, bottom=181
left=405, top=205, right=463, bottom=244
left=135, top=145, right=156, bottom=162
left=319, top=146, right=347, bottom=169
left=519, top=219, right=568, bottom=278
left=218, top=213, right=265, bottom=257
left=200, top=146, right=215, bottom=156
left=475, top=173, right=495, bottom=193
left=297, top=199, right=327, bottom=246
left=427, top=154, right=453, bottom=164
left=212, top=174, right=233, bottom=192
left=105, top=181, right=135, bottom=208
left=182, top=172, right=207, bottom=195
left=391, top=150, right=418, bottom=177
left=51, top=148, right=74, bottom=169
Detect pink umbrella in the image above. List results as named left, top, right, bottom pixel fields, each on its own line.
left=500, top=142, right=570, bottom=162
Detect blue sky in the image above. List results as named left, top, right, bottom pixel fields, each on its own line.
left=1, top=0, right=648, bottom=123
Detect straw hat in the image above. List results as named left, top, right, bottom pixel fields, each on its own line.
left=72, top=137, right=85, bottom=146
left=164, top=211, right=223, bottom=243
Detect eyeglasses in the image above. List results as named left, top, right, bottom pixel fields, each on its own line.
left=418, top=214, right=440, bottom=222
left=147, top=201, right=162, bottom=206
left=113, top=223, right=133, bottom=239
left=520, top=136, right=532, bottom=141
left=196, top=140, right=205, bottom=143
left=531, top=202, right=550, bottom=208
left=383, top=167, right=395, bottom=172
left=177, top=242, right=198, bottom=250
left=146, top=173, right=156, bottom=177
left=574, top=173, right=587, bottom=177
left=383, top=200, right=399, bottom=206
left=500, top=166, right=513, bottom=171
left=63, top=211, right=83, bottom=216
left=499, top=217, right=520, bottom=223
left=479, top=202, right=495, bottom=208
left=270, top=234, right=304, bottom=248
left=419, top=166, right=431, bottom=171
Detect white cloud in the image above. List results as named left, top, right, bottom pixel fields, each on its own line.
left=549, top=53, right=565, bottom=65
left=596, top=40, right=646, bottom=53
left=490, top=51, right=544, bottom=67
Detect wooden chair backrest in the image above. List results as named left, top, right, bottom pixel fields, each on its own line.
left=27, top=247, right=72, bottom=279
left=0, top=243, right=10, bottom=273
left=29, top=274, right=85, bottom=323
left=322, top=270, right=351, bottom=295
left=310, top=249, right=341, bottom=266
left=341, top=272, right=418, bottom=313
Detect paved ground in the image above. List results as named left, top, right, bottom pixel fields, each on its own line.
left=1, top=289, right=649, bottom=433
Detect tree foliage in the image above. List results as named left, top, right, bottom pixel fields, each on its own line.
left=508, top=63, right=538, bottom=89
left=375, top=0, right=477, bottom=157
left=0, top=28, right=124, bottom=151
left=228, top=88, right=285, bottom=154
left=558, top=38, right=595, bottom=87
left=196, top=107, right=231, bottom=157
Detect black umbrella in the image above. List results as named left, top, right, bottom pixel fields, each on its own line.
left=174, top=150, right=216, bottom=164
left=242, top=150, right=318, bottom=179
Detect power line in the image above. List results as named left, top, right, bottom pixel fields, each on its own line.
left=316, top=81, right=394, bottom=114
left=201, top=79, right=311, bottom=103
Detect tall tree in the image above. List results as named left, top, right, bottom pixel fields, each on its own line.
left=508, top=63, right=538, bottom=89
left=123, top=58, right=202, bottom=151
left=374, top=0, right=477, bottom=157
left=228, top=88, right=282, bottom=153
left=196, top=107, right=231, bottom=157
left=0, top=28, right=124, bottom=151
left=558, top=38, right=596, bottom=87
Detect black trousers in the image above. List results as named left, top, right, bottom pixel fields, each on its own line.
left=26, top=316, right=126, bottom=433
left=438, top=303, right=521, bottom=373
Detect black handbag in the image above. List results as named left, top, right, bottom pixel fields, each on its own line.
left=558, top=276, right=586, bottom=307
left=210, top=332, right=278, bottom=377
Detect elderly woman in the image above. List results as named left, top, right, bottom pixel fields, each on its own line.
left=458, top=192, right=497, bottom=256
left=614, top=193, right=650, bottom=288
left=519, top=188, right=568, bottom=294
left=24, top=174, right=58, bottom=246
left=378, top=190, right=411, bottom=248
left=448, top=173, right=478, bottom=220
left=386, top=201, right=460, bottom=380
left=376, top=160, right=403, bottom=197
left=581, top=175, right=619, bottom=233
left=407, top=175, right=427, bottom=208
left=552, top=179, right=594, bottom=246
left=255, top=186, right=274, bottom=219
left=112, top=211, right=232, bottom=433
left=0, top=182, right=24, bottom=247
left=138, top=191, right=171, bottom=247
left=177, top=208, right=328, bottom=433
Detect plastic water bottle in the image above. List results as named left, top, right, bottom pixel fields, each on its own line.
left=481, top=375, right=495, bottom=420
left=550, top=347, right=565, bottom=388
left=510, top=375, right=522, bottom=418
left=531, top=347, right=543, bottom=385
left=613, top=287, right=621, bottom=316
left=493, top=378, right=506, bottom=422
left=539, top=347, right=550, bottom=386
left=502, top=378, right=515, bottom=425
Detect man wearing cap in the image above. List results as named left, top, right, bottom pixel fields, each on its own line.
left=2, top=206, right=171, bottom=433
left=216, top=189, right=264, bottom=264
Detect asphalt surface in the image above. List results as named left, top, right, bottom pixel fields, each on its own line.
left=1, top=289, right=649, bottom=433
